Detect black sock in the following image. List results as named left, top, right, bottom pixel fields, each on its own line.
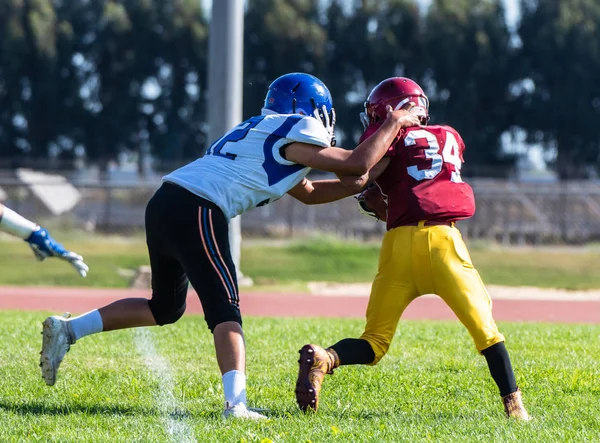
left=481, top=342, right=518, bottom=397
left=329, top=338, right=375, bottom=365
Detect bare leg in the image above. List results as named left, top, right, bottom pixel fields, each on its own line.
left=215, top=321, right=266, bottom=419
left=213, top=321, right=245, bottom=374
left=99, top=298, right=157, bottom=331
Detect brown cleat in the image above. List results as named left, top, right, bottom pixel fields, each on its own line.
left=295, top=344, right=339, bottom=412
left=502, top=388, right=532, bottom=420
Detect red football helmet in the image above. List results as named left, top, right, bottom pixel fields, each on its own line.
left=364, top=77, right=429, bottom=125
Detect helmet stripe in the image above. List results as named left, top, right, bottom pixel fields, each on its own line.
left=394, top=98, right=411, bottom=110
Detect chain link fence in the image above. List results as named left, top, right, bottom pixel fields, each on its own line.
left=2, top=170, right=600, bottom=244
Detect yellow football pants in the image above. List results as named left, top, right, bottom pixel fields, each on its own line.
left=360, top=221, right=505, bottom=364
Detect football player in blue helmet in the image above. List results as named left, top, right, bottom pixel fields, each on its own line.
left=38, top=71, right=421, bottom=420
left=262, top=73, right=336, bottom=145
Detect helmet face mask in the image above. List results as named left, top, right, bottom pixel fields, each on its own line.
left=364, top=77, right=430, bottom=126
left=263, top=72, right=336, bottom=144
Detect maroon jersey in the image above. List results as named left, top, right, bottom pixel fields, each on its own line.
left=360, top=124, right=475, bottom=230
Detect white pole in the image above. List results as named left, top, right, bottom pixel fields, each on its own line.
left=207, top=0, right=251, bottom=285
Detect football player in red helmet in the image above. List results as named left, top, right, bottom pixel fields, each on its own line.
left=296, top=77, right=531, bottom=420
left=361, top=76, right=430, bottom=128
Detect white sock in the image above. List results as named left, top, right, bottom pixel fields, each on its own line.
left=0, top=207, right=37, bottom=239
left=222, top=370, right=247, bottom=408
left=68, top=310, right=103, bottom=341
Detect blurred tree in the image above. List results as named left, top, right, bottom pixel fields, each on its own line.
left=0, top=0, right=596, bottom=181
left=518, top=0, right=600, bottom=179
left=75, top=0, right=138, bottom=175
left=21, top=0, right=58, bottom=164
left=323, top=0, right=423, bottom=146
left=424, top=0, right=517, bottom=176
left=0, top=0, right=28, bottom=162
left=131, top=0, right=208, bottom=170
left=243, top=0, right=326, bottom=123
left=0, top=0, right=208, bottom=175
left=0, top=0, right=73, bottom=167
left=320, top=0, right=361, bottom=145
left=69, top=0, right=207, bottom=176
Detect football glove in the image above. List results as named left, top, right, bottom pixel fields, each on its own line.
left=26, top=227, right=89, bottom=277
left=313, top=104, right=336, bottom=146
left=355, top=184, right=387, bottom=222
left=356, top=196, right=380, bottom=220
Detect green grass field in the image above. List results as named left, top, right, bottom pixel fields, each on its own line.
left=0, top=312, right=598, bottom=442
left=2, top=235, right=600, bottom=290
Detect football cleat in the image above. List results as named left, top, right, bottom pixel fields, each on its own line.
left=222, top=402, right=268, bottom=420
left=502, top=388, right=532, bottom=420
left=40, top=314, right=76, bottom=386
left=295, top=344, right=339, bottom=412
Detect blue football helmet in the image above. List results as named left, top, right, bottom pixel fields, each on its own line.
left=263, top=73, right=336, bottom=145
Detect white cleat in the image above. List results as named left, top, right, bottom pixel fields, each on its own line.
left=222, top=403, right=268, bottom=420
left=40, top=314, right=76, bottom=386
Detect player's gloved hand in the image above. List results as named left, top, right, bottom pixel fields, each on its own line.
left=356, top=194, right=380, bottom=220
left=355, top=183, right=387, bottom=221
left=313, top=105, right=336, bottom=146
left=26, top=227, right=89, bottom=277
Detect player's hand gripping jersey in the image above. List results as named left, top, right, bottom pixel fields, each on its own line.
left=164, top=113, right=331, bottom=220
left=360, top=123, right=476, bottom=229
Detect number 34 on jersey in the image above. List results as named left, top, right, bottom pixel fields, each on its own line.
left=376, top=124, right=475, bottom=229
left=403, top=127, right=463, bottom=184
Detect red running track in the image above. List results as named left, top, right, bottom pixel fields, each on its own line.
left=0, top=286, right=599, bottom=323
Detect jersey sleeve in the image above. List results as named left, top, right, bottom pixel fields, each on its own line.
left=285, top=116, right=331, bottom=148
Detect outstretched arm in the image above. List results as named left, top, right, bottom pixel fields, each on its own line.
left=0, top=203, right=38, bottom=238
left=284, top=106, right=419, bottom=176
left=0, top=204, right=89, bottom=277
left=336, top=157, right=391, bottom=192
left=287, top=176, right=364, bottom=205
left=288, top=156, right=393, bottom=205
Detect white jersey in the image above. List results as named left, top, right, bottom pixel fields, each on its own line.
left=163, top=113, right=332, bottom=220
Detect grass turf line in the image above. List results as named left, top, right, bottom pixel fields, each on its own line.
left=0, top=312, right=598, bottom=442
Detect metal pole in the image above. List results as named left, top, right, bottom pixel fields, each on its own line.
left=207, top=0, right=251, bottom=285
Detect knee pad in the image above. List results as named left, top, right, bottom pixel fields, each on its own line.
left=205, top=308, right=242, bottom=333
left=149, top=300, right=186, bottom=326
